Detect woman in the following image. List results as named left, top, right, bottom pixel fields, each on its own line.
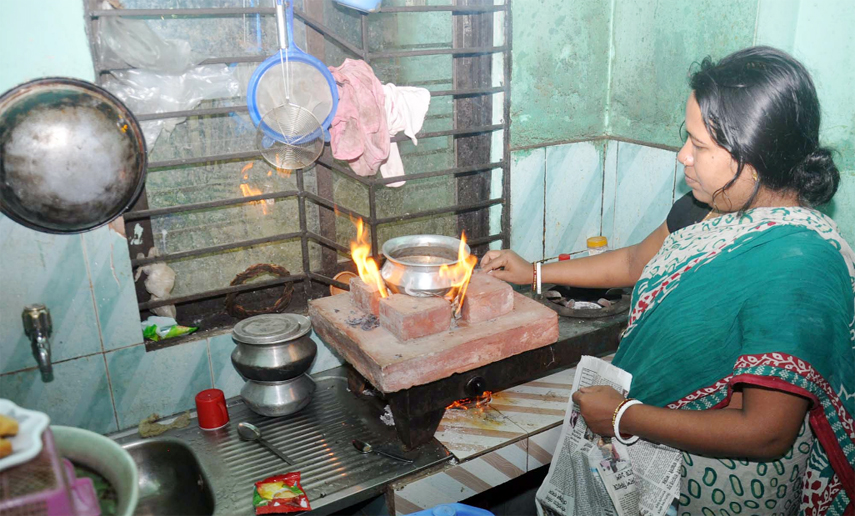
left=482, top=47, right=854, bottom=515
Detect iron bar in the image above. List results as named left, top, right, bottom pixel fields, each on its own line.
left=430, top=85, right=505, bottom=97
left=98, top=54, right=267, bottom=73
left=90, top=7, right=275, bottom=16
left=133, top=87, right=504, bottom=123
left=390, top=123, right=502, bottom=143
left=466, top=233, right=504, bottom=248
left=368, top=184, right=379, bottom=257
left=138, top=273, right=305, bottom=310
left=147, top=150, right=261, bottom=169
left=307, top=272, right=350, bottom=292
left=295, top=169, right=314, bottom=299
left=131, top=231, right=303, bottom=266
left=123, top=190, right=300, bottom=221
left=293, top=6, right=364, bottom=58
left=374, top=161, right=502, bottom=185
left=378, top=5, right=507, bottom=12
left=502, top=0, right=513, bottom=250
left=314, top=157, right=373, bottom=185
left=373, top=198, right=503, bottom=226
left=306, top=232, right=350, bottom=255
left=367, top=45, right=505, bottom=60
left=135, top=105, right=248, bottom=122
left=302, top=192, right=368, bottom=222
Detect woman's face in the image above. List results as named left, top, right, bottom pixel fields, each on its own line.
left=677, top=93, right=756, bottom=210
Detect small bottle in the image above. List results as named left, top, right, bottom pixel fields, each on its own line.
left=586, top=236, right=609, bottom=256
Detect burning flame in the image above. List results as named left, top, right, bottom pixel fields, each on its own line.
left=348, top=216, right=388, bottom=298
left=239, top=184, right=269, bottom=215
left=447, top=391, right=493, bottom=410
left=439, top=232, right=478, bottom=315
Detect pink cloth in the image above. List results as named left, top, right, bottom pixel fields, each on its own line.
left=328, top=59, right=389, bottom=177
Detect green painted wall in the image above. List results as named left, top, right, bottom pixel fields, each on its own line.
left=607, top=0, right=758, bottom=146
left=510, top=0, right=612, bottom=149
left=755, top=0, right=855, bottom=240
left=0, top=1, right=94, bottom=91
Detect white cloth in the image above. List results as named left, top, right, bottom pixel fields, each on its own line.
left=380, top=84, right=431, bottom=187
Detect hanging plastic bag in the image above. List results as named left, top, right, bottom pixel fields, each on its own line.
left=97, top=1, right=203, bottom=74
left=102, top=65, right=240, bottom=148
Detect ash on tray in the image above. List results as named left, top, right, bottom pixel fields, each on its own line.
left=380, top=405, right=395, bottom=426
left=345, top=313, right=379, bottom=331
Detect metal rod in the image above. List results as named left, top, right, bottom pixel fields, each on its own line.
left=307, top=272, right=350, bottom=292
left=131, top=231, right=303, bottom=266
left=378, top=4, right=507, bottom=12
left=430, top=85, right=505, bottom=97
left=374, top=198, right=503, bottom=226
left=314, top=157, right=373, bottom=185
left=124, top=189, right=300, bottom=221
left=367, top=45, right=506, bottom=60
left=293, top=6, right=364, bottom=58
left=135, top=105, right=248, bottom=122
left=390, top=123, right=503, bottom=143
left=148, top=150, right=262, bottom=169
left=90, top=7, right=275, bottom=16
left=135, top=88, right=504, bottom=122
left=138, top=273, right=305, bottom=310
left=306, top=232, right=350, bottom=255
left=373, top=161, right=502, bottom=185
left=302, top=192, right=369, bottom=222
left=295, top=169, right=314, bottom=300
left=368, top=184, right=379, bottom=257
left=502, top=0, right=513, bottom=250
left=467, top=233, right=504, bottom=248
left=99, top=54, right=268, bottom=73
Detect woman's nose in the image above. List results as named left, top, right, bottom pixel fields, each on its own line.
left=677, top=140, right=694, bottom=166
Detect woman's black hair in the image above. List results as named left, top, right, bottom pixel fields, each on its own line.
left=689, top=46, right=839, bottom=209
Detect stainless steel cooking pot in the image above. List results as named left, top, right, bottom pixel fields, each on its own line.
left=231, top=314, right=317, bottom=382
left=380, top=234, right=470, bottom=297
left=0, top=77, right=146, bottom=233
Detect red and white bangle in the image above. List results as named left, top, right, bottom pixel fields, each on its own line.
left=613, top=399, right=642, bottom=445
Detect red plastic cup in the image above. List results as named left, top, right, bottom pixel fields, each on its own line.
left=195, top=389, right=229, bottom=430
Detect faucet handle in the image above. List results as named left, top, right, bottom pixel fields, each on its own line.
left=23, top=304, right=52, bottom=338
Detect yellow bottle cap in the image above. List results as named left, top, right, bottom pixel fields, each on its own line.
left=587, top=236, right=608, bottom=248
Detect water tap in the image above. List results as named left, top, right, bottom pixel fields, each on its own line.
left=22, top=304, right=53, bottom=381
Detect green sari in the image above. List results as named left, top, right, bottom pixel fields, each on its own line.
left=612, top=207, right=855, bottom=516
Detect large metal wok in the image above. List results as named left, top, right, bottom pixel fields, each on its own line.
left=0, top=77, right=146, bottom=233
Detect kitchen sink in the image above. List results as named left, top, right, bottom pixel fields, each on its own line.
left=123, top=438, right=215, bottom=516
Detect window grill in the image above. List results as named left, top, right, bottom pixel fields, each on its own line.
left=84, top=0, right=511, bottom=346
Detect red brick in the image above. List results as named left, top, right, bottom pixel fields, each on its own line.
left=350, top=277, right=382, bottom=316
left=461, top=272, right=514, bottom=324
left=379, top=294, right=452, bottom=341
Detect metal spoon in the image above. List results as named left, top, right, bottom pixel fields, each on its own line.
left=352, top=439, right=413, bottom=464
left=238, top=422, right=293, bottom=465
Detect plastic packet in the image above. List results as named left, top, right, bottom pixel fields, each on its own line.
left=253, top=473, right=311, bottom=514
left=141, top=316, right=198, bottom=342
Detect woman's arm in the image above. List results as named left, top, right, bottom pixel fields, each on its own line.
left=480, top=222, right=670, bottom=287
left=572, top=385, right=810, bottom=461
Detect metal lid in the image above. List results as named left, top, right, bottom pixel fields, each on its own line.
left=232, top=314, right=312, bottom=345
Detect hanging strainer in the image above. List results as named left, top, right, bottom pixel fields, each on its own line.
left=246, top=0, right=338, bottom=145
left=256, top=104, right=324, bottom=169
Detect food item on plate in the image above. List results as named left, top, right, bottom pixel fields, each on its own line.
left=253, top=472, right=311, bottom=513
left=0, top=438, right=11, bottom=458
left=0, top=414, right=19, bottom=437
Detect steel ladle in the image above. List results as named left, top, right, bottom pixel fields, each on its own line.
left=238, top=422, right=293, bottom=464
left=352, top=439, right=413, bottom=463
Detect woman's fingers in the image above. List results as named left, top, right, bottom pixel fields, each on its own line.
left=480, top=251, right=506, bottom=271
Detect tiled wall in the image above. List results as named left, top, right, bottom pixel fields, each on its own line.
left=510, top=140, right=687, bottom=262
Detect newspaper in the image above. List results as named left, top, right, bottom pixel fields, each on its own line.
left=535, top=356, right=682, bottom=516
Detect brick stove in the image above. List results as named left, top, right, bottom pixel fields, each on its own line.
left=310, top=272, right=603, bottom=449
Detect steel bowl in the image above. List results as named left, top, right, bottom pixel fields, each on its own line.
left=240, top=375, right=316, bottom=417
left=380, top=234, right=470, bottom=297
left=230, top=314, right=317, bottom=382
left=0, top=78, right=146, bottom=234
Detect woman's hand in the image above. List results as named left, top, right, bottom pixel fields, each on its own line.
left=480, top=250, right=532, bottom=285
left=572, top=386, right=627, bottom=437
